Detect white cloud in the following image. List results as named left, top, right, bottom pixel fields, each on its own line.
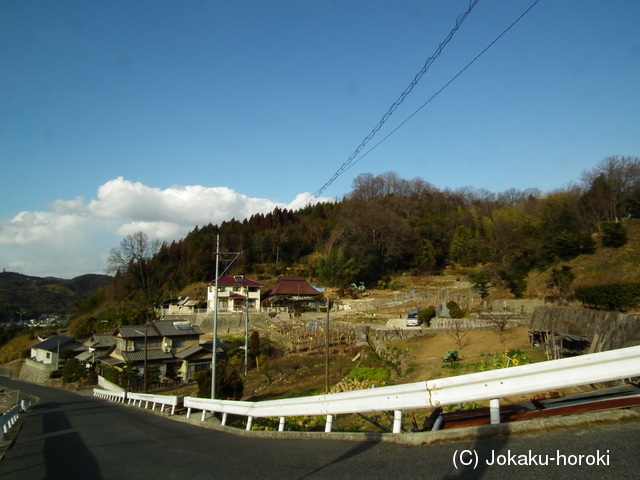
left=116, top=221, right=185, bottom=240
left=0, top=211, right=88, bottom=246
left=0, top=177, right=334, bottom=278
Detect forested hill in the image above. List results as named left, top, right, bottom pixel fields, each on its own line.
left=0, top=271, right=113, bottom=323
left=108, top=157, right=640, bottom=304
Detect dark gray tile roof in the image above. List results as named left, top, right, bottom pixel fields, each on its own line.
left=93, top=334, right=117, bottom=347
left=153, top=320, right=203, bottom=337
left=34, top=335, right=85, bottom=353
left=174, top=345, right=203, bottom=359
left=121, top=350, right=174, bottom=363
left=118, top=325, right=159, bottom=339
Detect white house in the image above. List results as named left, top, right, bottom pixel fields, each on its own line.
left=30, top=335, right=86, bottom=366
left=206, top=276, right=263, bottom=313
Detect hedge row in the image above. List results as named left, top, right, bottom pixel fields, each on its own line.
left=574, top=283, right=640, bottom=311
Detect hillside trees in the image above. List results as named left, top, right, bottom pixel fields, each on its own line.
left=94, top=159, right=637, bottom=310
left=327, top=199, right=417, bottom=284
left=579, top=156, right=640, bottom=229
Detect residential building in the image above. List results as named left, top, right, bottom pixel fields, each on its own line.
left=175, top=341, right=215, bottom=381
left=206, top=276, right=263, bottom=313
left=105, top=320, right=204, bottom=380
left=77, top=334, right=117, bottom=367
left=30, top=335, right=86, bottom=367
left=261, top=276, right=325, bottom=312
left=162, top=296, right=206, bottom=315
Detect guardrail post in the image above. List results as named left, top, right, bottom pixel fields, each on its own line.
left=186, top=407, right=192, bottom=419
left=246, top=416, right=253, bottom=431
left=392, top=410, right=402, bottom=434
left=278, top=416, right=285, bottom=432
left=431, top=416, right=444, bottom=431
left=221, top=413, right=228, bottom=426
left=325, top=415, right=333, bottom=433
left=201, top=409, right=207, bottom=421
left=490, top=398, right=500, bottom=424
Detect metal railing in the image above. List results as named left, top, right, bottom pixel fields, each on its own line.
left=93, top=345, right=640, bottom=435
left=0, top=403, right=25, bottom=441
left=93, top=388, right=178, bottom=415
left=126, top=392, right=179, bottom=415
left=182, top=345, right=640, bottom=434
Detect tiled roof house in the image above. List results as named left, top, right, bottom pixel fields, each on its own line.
left=206, top=275, right=264, bottom=313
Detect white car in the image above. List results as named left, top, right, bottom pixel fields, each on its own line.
left=406, top=310, right=420, bottom=326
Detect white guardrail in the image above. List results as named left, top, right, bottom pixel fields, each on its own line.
left=0, top=396, right=32, bottom=440
left=183, top=344, right=640, bottom=434
left=93, top=389, right=178, bottom=415
left=93, top=345, right=640, bottom=435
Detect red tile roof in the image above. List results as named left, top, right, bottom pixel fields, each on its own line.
left=265, top=277, right=323, bottom=296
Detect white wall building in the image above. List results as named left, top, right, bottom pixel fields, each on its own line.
left=206, top=276, right=263, bottom=313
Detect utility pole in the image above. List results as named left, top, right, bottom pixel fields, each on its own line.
left=210, top=234, right=243, bottom=399
left=143, top=326, right=148, bottom=393
left=325, top=296, right=330, bottom=393
left=244, top=281, right=249, bottom=376
left=211, top=235, right=220, bottom=399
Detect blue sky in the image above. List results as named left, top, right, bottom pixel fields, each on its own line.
left=1, top=0, right=639, bottom=278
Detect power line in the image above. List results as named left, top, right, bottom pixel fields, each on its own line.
left=337, top=0, right=543, bottom=179
left=296, top=0, right=541, bottom=209
left=290, top=0, right=479, bottom=210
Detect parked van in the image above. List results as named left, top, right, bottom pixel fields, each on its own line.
left=406, top=310, right=420, bottom=326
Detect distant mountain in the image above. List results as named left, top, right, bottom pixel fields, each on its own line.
left=0, top=271, right=113, bottom=323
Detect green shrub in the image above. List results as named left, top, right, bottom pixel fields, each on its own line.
left=601, top=222, right=627, bottom=248
left=443, top=402, right=483, bottom=413
left=446, top=300, right=459, bottom=310
left=550, top=230, right=596, bottom=260
left=575, top=283, right=640, bottom=311
left=418, top=307, right=436, bottom=326
left=347, top=366, right=389, bottom=384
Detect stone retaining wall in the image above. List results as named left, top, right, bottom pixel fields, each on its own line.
left=530, top=306, right=640, bottom=352
left=19, top=358, right=56, bottom=384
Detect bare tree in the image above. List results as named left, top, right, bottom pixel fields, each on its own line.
left=106, top=231, right=160, bottom=294
left=445, top=319, right=470, bottom=350
left=580, top=156, right=640, bottom=229
left=483, top=311, right=515, bottom=346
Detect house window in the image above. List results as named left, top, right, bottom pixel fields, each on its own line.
left=173, top=339, right=186, bottom=348
left=136, top=340, right=161, bottom=350
left=46, top=352, right=51, bottom=359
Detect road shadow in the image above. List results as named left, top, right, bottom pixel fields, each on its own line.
left=44, top=431, right=104, bottom=480
left=296, top=437, right=382, bottom=480
left=441, top=425, right=510, bottom=479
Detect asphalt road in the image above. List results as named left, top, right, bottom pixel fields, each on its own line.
left=1, top=377, right=639, bottom=480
